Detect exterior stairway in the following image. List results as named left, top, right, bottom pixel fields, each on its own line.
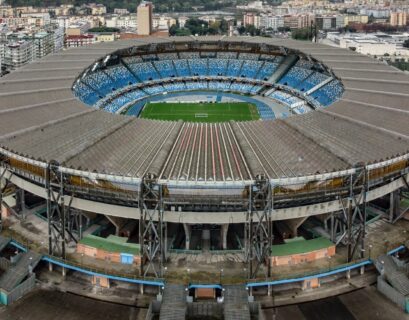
left=0, top=250, right=42, bottom=292
left=159, top=284, right=187, bottom=320
left=224, top=285, right=250, bottom=320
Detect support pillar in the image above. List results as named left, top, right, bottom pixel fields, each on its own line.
left=139, top=176, right=164, bottom=278
left=283, top=217, right=307, bottom=238
left=221, top=224, right=229, bottom=250
left=183, top=223, right=191, bottom=250
left=15, top=188, right=25, bottom=216
left=164, top=222, right=168, bottom=260
left=105, top=215, right=127, bottom=236
left=246, top=176, right=273, bottom=279
left=389, top=190, right=400, bottom=223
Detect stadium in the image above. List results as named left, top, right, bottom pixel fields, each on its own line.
left=0, top=36, right=408, bottom=306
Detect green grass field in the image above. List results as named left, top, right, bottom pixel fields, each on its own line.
left=139, top=102, right=260, bottom=122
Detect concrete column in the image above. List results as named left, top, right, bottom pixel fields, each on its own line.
left=221, top=224, right=229, bottom=250
left=389, top=190, right=400, bottom=223
left=183, top=223, right=191, bottom=250
left=105, top=215, right=126, bottom=236
left=15, top=189, right=25, bottom=214
left=164, top=222, right=168, bottom=260
left=283, top=217, right=308, bottom=238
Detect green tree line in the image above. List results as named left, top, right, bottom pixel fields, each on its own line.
left=7, top=0, right=246, bottom=13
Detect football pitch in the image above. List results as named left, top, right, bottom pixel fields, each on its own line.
left=139, top=102, right=260, bottom=122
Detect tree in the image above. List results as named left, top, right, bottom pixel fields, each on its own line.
left=277, top=26, right=291, bottom=32
left=403, top=40, right=409, bottom=49
left=175, top=28, right=191, bottom=36
left=219, top=19, right=229, bottom=33
left=169, top=24, right=179, bottom=36
left=184, top=18, right=209, bottom=36
left=291, top=28, right=311, bottom=41
left=88, top=27, right=120, bottom=33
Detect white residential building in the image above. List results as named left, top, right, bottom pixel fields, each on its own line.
left=260, top=15, right=284, bottom=31
left=4, top=40, right=35, bottom=69
left=106, top=15, right=137, bottom=29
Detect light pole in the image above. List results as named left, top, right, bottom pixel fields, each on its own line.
left=369, top=244, right=373, bottom=260
left=220, top=268, right=223, bottom=284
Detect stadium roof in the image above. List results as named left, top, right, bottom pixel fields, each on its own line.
left=0, top=36, right=408, bottom=185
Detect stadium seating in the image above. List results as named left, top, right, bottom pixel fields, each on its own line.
left=310, top=79, right=343, bottom=106
left=73, top=81, right=100, bottom=105
left=163, top=82, right=186, bottom=92
left=104, top=66, right=137, bottom=88
left=217, top=52, right=237, bottom=59
left=240, top=60, right=264, bottom=78
left=157, top=53, right=178, bottom=60
left=270, top=90, right=303, bottom=106
left=142, top=54, right=158, bottom=61
left=126, top=100, right=147, bottom=116
left=256, top=62, right=278, bottom=81
left=143, top=85, right=166, bottom=95
left=208, top=81, right=231, bottom=91
left=201, top=51, right=217, bottom=58
left=153, top=60, right=177, bottom=78
left=259, top=54, right=276, bottom=62
left=278, top=66, right=312, bottom=88
left=208, top=59, right=228, bottom=76
left=73, top=52, right=343, bottom=114
left=188, top=59, right=208, bottom=76
left=230, top=82, right=254, bottom=93
left=292, top=105, right=308, bottom=114
left=296, top=59, right=314, bottom=69
left=257, top=105, right=275, bottom=119
left=83, top=71, right=114, bottom=95
left=180, top=52, right=200, bottom=59
left=173, top=59, right=191, bottom=77
left=250, top=85, right=262, bottom=94
left=129, top=62, right=160, bottom=81
left=226, top=60, right=243, bottom=77
left=239, top=52, right=259, bottom=60
left=296, top=72, right=329, bottom=92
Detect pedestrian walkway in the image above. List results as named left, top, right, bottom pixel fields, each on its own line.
left=224, top=285, right=250, bottom=320
left=159, top=284, right=186, bottom=320
left=0, top=251, right=41, bottom=292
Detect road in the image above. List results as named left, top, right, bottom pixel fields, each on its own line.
left=263, top=286, right=409, bottom=320
left=0, top=289, right=146, bottom=320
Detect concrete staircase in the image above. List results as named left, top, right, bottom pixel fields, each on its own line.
left=159, top=284, right=187, bottom=320
left=224, top=285, right=250, bottom=320
left=0, top=250, right=42, bottom=292
left=0, top=236, right=10, bottom=253
left=376, top=254, right=409, bottom=296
